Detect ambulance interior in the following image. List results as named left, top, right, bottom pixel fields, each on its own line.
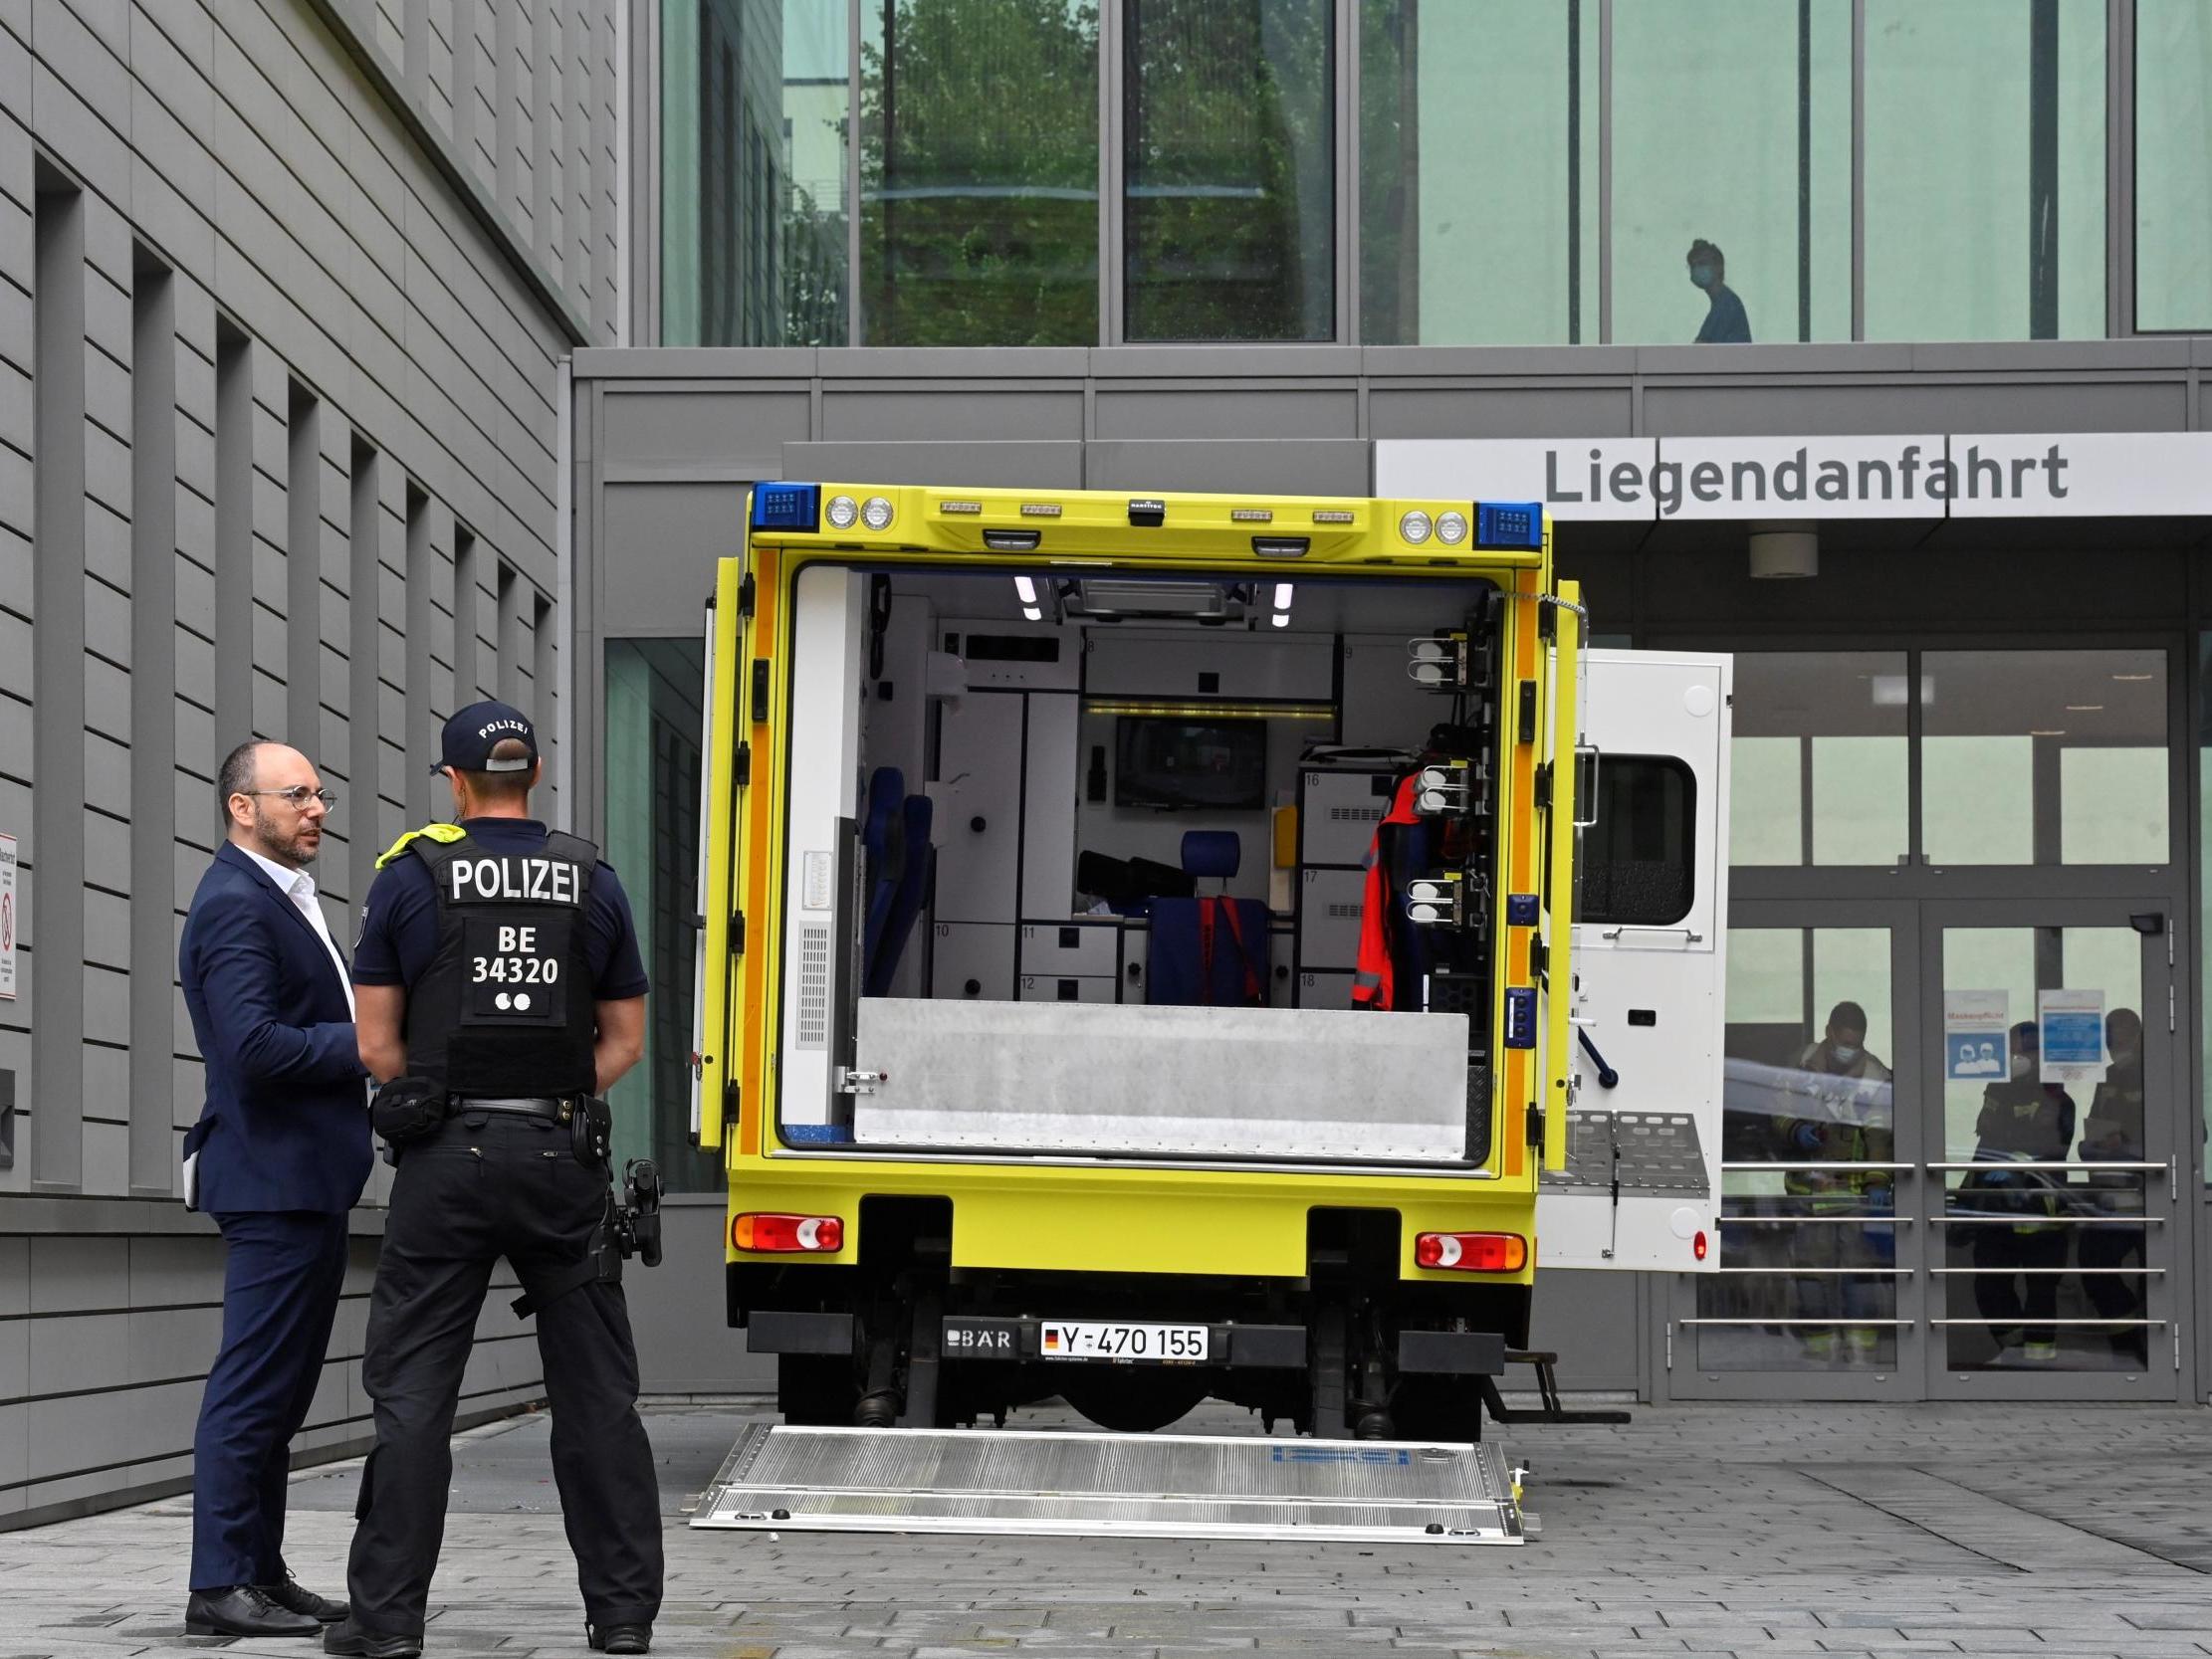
left=772, top=560, right=1510, bottom=1166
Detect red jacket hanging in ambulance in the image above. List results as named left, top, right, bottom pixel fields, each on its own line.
left=1351, top=774, right=1432, bottom=1011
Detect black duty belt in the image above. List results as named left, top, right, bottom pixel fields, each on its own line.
left=448, top=1096, right=575, bottom=1124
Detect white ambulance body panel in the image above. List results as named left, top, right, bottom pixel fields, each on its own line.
left=1537, top=649, right=1731, bottom=1273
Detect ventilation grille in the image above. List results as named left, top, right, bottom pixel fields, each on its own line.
left=1329, top=805, right=1384, bottom=825
left=796, top=926, right=830, bottom=1048
left=1326, top=903, right=1362, bottom=921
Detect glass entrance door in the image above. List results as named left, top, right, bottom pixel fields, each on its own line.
left=1923, top=905, right=2178, bottom=1397
left=1667, top=900, right=2180, bottom=1400
left=1672, top=901, right=1921, bottom=1399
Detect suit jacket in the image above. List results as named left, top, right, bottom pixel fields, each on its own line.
left=179, top=843, right=371, bottom=1214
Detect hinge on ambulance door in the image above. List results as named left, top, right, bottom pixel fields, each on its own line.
left=1525, top=1104, right=1544, bottom=1147
left=751, top=661, right=771, bottom=723
left=734, top=742, right=752, bottom=787
left=725, top=1079, right=741, bottom=1125
left=739, top=572, right=757, bottom=617
left=1532, top=762, right=1551, bottom=811
left=731, top=911, right=746, bottom=955
left=1516, top=681, right=1537, bottom=743
left=1529, top=937, right=1548, bottom=981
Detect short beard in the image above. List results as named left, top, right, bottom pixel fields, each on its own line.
left=249, top=806, right=319, bottom=868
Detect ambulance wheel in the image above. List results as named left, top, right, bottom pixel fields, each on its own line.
left=1058, top=1368, right=1211, bottom=1434
left=777, top=1353, right=859, bottom=1426
left=1390, top=1375, right=1483, bottom=1444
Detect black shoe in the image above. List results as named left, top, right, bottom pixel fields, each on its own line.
left=587, top=1624, right=651, bottom=1654
left=323, top=1615, right=423, bottom=1658
left=259, top=1574, right=348, bottom=1624
left=184, top=1585, right=322, bottom=1638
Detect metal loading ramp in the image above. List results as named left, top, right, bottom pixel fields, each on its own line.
left=690, top=1424, right=1528, bottom=1545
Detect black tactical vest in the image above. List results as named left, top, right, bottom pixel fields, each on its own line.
left=404, top=829, right=601, bottom=1097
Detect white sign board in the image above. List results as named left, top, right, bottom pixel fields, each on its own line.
left=1375, top=431, right=2212, bottom=523
left=1375, top=438, right=1658, bottom=521
left=1948, top=432, right=2212, bottom=518
left=0, top=833, right=14, bottom=1000
left=1943, top=989, right=2009, bottom=1082
left=1654, top=436, right=1951, bottom=519
left=2038, top=988, right=2105, bottom=1086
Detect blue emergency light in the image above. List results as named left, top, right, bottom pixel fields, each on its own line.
left=751, top=483, right=821, bottom=531
left=1474, top=502, right=1542, bottom=550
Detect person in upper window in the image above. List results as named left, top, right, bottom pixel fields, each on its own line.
left=1687, top=238, right=1752, bottom=343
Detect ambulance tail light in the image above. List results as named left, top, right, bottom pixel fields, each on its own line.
left=732, top=1212, right=844, bottom=1253
left=1415, top=1231, right=1528, bottom=1273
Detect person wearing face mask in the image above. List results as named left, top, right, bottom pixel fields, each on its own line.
left=1965, top=1021, right=2078, bottom=1365
left=2078, top=1008, right=2147, bottom=1361
left=1777, top=1002, right=1894, bottom=1364
left=1686, top=238, right=1752, bottom=343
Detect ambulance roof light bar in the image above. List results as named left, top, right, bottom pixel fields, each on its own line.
left=751, top=483, right=820, bottom=531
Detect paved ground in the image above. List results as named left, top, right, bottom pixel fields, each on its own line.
left=4, top=1399, right=2212, bottom=1659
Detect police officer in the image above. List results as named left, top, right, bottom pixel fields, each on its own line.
left=324, top=703, right=661, bottom=1659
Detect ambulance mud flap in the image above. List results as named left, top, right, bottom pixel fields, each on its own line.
left=690, top=1424, right=1528, bottom=1544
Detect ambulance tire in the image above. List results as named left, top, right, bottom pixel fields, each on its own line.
left=1057, top=1368, right=1212, bottom=1434
left=1390, top=1375, right=1483, bottom=1444
left=778, top=1352, right=861, bottom=1426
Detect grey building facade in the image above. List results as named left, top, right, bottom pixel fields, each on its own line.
left=2, top=0, right=619, bottom=1527
left=590, top=0, right=2212, bottom=1408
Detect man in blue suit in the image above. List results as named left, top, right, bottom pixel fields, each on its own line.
left=179, top=741, right=371, bottom=1637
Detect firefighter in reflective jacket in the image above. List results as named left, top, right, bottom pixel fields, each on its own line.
left=328, top=703, right=661, bottom=1659
left=1351, top=774, right=1431, bottom=1010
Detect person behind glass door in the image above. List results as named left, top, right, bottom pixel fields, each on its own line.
left=1966, top=1021, right=2078, bottom=1366
left=2078, top=1007, right=2147, bottom=1363
left=1686, top=238, right=1752, bottom=343
left=1778, top=1001, right=1894, bottom=1365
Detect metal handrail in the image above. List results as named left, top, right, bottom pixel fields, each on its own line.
left=1927, top=1265, right=2162, bottom=1276
left=1723, top=1161, right=1913, bottom=1173
left=1677, top=1317, right=1913, bottom=1327
left=1932, top=1214, right=2163, bottom=1225
left=1924, top=1160, right=2164, bottom=1172
left=1927, top=1317, right=2166, bottom=1328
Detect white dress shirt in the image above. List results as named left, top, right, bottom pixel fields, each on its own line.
left=241, top=845, right=357, bottom=1017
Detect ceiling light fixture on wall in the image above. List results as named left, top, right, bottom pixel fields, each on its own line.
left=1748, top=519, right=1819, bottom=579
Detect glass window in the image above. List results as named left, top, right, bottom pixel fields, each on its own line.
left=1729, top=654, right=1908, bottom=868
left=1864, top=0, right=2105, bottom=340
left=1124, top=0, right=1333, bottom=341
left=1920, top=650, right=2167, bottom=868
left=1704, top=925, right=1898, bottom=1371
left=2135, top=1, right=2212, bottom=330
left=1937, top=925, right=2149, bottom=1372
left=1610, top=0, right=1851, bottom=345
left=604, top=639, right=717, bottom=1193
left=860, top=0, right=1100, bottom=345
left=1358, top=0, right=1596, bottom=345
left=663, top=0, right=850, bottom=346
left=1581, top=755, right=1694, bottom=927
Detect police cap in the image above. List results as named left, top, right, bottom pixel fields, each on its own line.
left=438, top=700, right=539, bottom=773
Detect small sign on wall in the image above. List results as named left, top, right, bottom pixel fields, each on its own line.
left=0, top=832, right=16, bottom=1000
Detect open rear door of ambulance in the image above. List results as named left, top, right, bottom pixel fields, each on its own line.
left=1536, top=649, right=1731, bottom=1272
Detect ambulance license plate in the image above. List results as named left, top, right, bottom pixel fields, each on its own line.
left=1039, top=1320, right=1209, bottom=1362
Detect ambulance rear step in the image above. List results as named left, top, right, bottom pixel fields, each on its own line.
left=689, top=1423, right=1529, bottom=1545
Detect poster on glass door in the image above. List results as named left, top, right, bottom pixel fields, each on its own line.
left=1943, top=989, right=2009, bottom=1081
left=2038, top=987, right=2106, bottom=1086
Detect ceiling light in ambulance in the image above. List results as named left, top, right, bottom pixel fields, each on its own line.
left=1272, top=583, right=1294, bottom=610
left=1022, top=606, right=1043, bottom=622
left=1436, top=511, right=1468, bottom=545
left=1399, top=510, right=1434, bottom=544
left=1271, top=614, right=1290, bottom=629
left=1013, top=575, right=1038, bottom=604
left=862, top=495, right=896, bottom=530
left=1071, top=579, right=1236, bottom=622
left=825, top=494, right=860, bottom=529
left=1415, top=1231, right=1527, bottom=1272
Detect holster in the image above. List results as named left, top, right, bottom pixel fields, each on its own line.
left=571, top=1093, right=613, bottom=1171
left=371, top=1075, right=449, bottom=1162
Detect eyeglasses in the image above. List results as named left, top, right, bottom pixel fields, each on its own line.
left=242, top=786, right=337, bottom=810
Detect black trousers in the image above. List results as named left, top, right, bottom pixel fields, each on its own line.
left=346, top=1114, right=663, bottom=1635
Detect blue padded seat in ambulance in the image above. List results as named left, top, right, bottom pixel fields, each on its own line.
left=860, top=766, right=906, bottom=983
left=1146, top=831, right=1270, bottom=1007
left=866, top=792, right=933, bottom=996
